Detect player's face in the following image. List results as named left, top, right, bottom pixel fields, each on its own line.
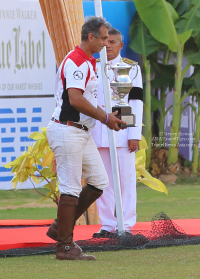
left=106, top=34, right=123, bottom=61
left=92, top=25, right=109, bottom=53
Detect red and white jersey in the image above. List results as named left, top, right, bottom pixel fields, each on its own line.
left=52, top=46, right=98, bottom=128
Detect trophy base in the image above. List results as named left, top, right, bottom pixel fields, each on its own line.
left=112, top=106, right=137, bottom=128
left=112, top=106, right=131, bottom=115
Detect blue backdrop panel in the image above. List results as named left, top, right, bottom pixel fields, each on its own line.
left=83, top=1, right=138, bottom=61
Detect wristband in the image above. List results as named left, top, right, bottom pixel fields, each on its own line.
left=103, top=114, right=108, bottom=124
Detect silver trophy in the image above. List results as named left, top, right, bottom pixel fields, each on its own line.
left=105, top=59, right=138, bottom=127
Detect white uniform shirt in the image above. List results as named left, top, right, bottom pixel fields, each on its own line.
left=90, top=54, right=143, bottom=147
left=51, top=46, right=98, bottom=129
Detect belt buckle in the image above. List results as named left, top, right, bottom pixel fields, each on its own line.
left=81, top=125, right=85, bottom=130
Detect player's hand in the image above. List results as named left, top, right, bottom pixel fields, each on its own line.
left=106, top=111, right=127, bottom=131
left=128, top=140, right=140, bottom=153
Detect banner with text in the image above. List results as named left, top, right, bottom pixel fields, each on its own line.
left=0, top=0, right=56, bottom=189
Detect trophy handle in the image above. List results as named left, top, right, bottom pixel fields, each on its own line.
left=104, top=63, right=111, bottom=80
left=131, top=63, right=139, bottom=82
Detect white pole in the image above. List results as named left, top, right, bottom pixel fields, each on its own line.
left=94, top=0, right=125, bottom=233
left=189, top=66, right=194, bottom=161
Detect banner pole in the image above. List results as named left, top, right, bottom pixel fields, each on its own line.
left=94, top=0, right=125, bottom=233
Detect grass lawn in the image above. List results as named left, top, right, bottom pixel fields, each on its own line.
left=137, top=185, right=200, bottom=221
left=0, top=175, right=199, bottom=221
left=0, top=188, right=57, bottom=220
left=1, top=246, right=200, bottom=279
left=0, top=175, right=200, bottom=279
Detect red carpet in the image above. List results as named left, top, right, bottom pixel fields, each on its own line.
left=0, top=219, right=200, bottom=251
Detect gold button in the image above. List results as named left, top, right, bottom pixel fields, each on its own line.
left=102, top=105, right=105, bottom=107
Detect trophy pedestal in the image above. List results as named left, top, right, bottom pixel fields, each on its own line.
left=112, top=106, right=137, bottom=128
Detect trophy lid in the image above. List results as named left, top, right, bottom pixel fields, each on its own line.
left=110, top=58, right=132, bottom=70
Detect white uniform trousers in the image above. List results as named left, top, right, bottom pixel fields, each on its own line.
left=96, top=147, right=137, bottom=232
left=47, top=120, right=109, bottom=197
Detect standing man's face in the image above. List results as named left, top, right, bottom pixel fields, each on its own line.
left=106, top=34, right=124, bottom=61
left=90, top=25, right=109, bottom=54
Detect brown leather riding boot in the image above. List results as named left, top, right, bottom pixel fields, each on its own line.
left=56, top=194, right=96, bottom=261
left=47, top=184, right=103, bottom=241
left=46, top=219, right=58, bottom=241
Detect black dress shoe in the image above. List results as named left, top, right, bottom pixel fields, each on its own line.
left=92, top=229, right=111, bottom=238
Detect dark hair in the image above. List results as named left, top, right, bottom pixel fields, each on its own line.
left=108, top=28, right=122, bottom=42
left=81, top=16, right=111, bottom=41
left=108, top=28, right=121, bottom=36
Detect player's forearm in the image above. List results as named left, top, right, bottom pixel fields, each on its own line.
left=68, top=88, right=126, bottom=130
left=70, top=93, right=107, bottom=123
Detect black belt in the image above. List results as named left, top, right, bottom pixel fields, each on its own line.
left=51, top=118, right=89, bottom=132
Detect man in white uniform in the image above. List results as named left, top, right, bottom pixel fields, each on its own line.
left=46, top=18, right=126, bottom=261
left=91, top=28, right=143, bottom=237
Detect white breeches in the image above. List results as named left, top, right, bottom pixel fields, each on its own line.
left=96, top=147, right=137, bottom=231
left=47, top=121, right=109, bottom=197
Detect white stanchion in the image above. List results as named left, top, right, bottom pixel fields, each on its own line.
left=94, top=0, right=125, bottom=233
